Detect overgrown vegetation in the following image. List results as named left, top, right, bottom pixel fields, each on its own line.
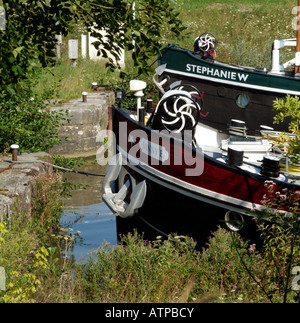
left=0, top=0, right=184, bottom=96
left=0, top=0, right=184, bottom=154
left=273, top=95, right=300, bottom=165
left=0, top=91, right=70, bottom=154
left=0, top=171, right=298, bottom=303
left=1, top=220, right=299, bottom=303
left=0, top=173, right=65, bottom=303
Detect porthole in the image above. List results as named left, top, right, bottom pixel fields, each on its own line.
left=225, top=211, right=244, bottom=232
left=236, top=94, right=250, bottom=108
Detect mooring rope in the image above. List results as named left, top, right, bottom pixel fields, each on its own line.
left=4, top=159, right=106, bottom=177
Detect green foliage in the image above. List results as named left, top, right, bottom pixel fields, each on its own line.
left=254, top=180, right=300, bottom=303
left=75, top=0, right=185, bottom=78
left=0, top=222, right=8, bottom=245
left=0, top=0, right=184, bottom=153
left=78, top=232, right=198, bottom=303
left=30, top=173, right=65, bottom=233
left=52, top=155, right=85, bottom=171
left=0, top=91, right=70, bottom=153
left=0, top=172, right=73, bottom=303
left=192, top=228, right=267, bottom=303
left=0, top=0, right=77, bottom=95
left=0, top=0, right=184, bottom=96
left=273, top=95, right=300, bottom=164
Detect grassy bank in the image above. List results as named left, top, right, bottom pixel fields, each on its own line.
left=0, top=172, right=299, bottom=303
left=1, top=212, right=299, bottom=303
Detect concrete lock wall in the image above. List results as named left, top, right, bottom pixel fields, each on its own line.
left=50, top=91, right=114, bottom=158
left=0, top=91, right=113, bottom=222
left=0, top=152, right=53, bottom=223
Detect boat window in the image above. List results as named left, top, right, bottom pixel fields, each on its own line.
left=236, top=94, right=250, bottom=108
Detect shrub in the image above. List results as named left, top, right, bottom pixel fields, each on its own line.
left=254, top=180, right=300, bottom=303
left=192, top=227, right=268, bottom=303
left=273, top=95, right=300, bottom=165
left=0, top=91, right=70, bottom=154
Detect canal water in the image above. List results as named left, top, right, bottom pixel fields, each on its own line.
left=60, top=158, right=117, bottom=262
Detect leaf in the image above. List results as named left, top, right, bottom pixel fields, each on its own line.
left=12, top=46, right=24, bottom=58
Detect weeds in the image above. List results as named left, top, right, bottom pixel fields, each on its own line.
left=0, top=172, right=74, bottom=303
left=77, top=233, right=198, bottom=303
left=253, top=182, right=300, bottom=303
left=191, top=228, right=267, bottom=303
left=73, top=227, right=299, bottom=303
left=30, top=174, right=64, bottom=233
left=1, top=215, right=299, bottom=303
left=1, top=172, right=298, bottom=303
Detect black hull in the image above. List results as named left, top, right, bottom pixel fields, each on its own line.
left=160, top=71, right=290, bottom=135
left=116, top=166, right=262, bottom=249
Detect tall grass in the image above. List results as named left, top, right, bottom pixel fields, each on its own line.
left=174, top=0, right=294, bottom=66
left=1, top=217, right=298, bottom=303
left=32, top=57, right=121, bottom=102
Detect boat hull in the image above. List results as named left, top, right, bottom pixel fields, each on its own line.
left=106, top=108, right=292, bottom=246
left=116, top=165, right=261, bottom=247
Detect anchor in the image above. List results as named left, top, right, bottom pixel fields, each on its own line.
left=102, top=153, right=147, bottom=218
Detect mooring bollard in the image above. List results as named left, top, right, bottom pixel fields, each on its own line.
left=82, top=92, right=88, bottom=102
left=10, top=144, right=19, bottom=161
left=92, top=82, right=98, bottom=91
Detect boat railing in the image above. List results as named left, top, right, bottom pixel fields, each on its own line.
left=152, top=64, right=168, bottom=94
left=271, top=38, right=297, bottom=75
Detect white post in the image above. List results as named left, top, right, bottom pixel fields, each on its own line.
left=68, top=39, right=79, bottom=67
left=55, top=34, right=62, bottom=59
left=81, top=34, right=88, bottom=58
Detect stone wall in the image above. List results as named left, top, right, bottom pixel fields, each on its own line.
left=50, top=91, right=114, bottom=158
left=0, top=152, right=52, bottom=222
left=0, top=91, right=113, bottom=222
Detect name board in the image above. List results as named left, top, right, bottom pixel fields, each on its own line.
left=186, top=64, right=249, bottom=82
